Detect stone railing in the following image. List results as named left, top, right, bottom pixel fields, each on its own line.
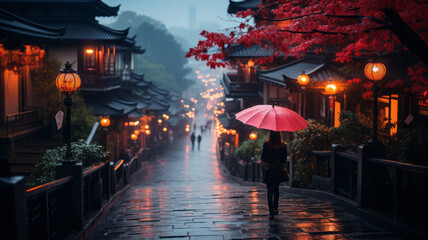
left=0, top=144, right=165, bottom=240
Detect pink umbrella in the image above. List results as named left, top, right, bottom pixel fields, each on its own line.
left=235, top=104, right=308, bottom=132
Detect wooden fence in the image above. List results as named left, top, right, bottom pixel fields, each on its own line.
left=0, top=144, right=166, bottom=240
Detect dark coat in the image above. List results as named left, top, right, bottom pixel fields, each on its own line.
left=261, top=142, right=287, bottom=184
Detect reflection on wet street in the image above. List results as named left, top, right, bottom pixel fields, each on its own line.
left=89, top=117, right=405, bottom=240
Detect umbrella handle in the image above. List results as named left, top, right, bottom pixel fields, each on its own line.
left=272, top=101, right=275, bottom=108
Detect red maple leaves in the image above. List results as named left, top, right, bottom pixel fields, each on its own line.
left=186, top=0, right=428, bottom=95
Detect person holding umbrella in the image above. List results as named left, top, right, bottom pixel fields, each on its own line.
left=235, top=102, right=308, bottom=220
left=261, top=131, right=288, bottom=219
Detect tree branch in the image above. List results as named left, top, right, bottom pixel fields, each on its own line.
left=382, top=7, right=428, bottom=66
left=278, top=29, right=348, bottom=36
left=324, top=14, right=390, bottom=25
left=254, top=12, right=322, bottom=22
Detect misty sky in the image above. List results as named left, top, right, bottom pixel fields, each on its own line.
left=100, top=0, right=235, bottom=30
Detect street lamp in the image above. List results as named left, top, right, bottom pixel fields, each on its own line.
left=56, top=61, right=81, bottom=163
left=100, top=117, right=110, bottom=150
left=323, top=82, right=338, bottom=127
left=365, top=62, right=386, bottom=143
left=297, top=71, right=310, bottom=118
left=249, top=132, right=257, bottom=161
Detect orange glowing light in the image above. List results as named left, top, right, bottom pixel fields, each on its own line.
left=100, top=117, right=110, bottom=128
left=297, top=71, right=309, bottom=86
left=145, top=129, right=151, bottom=135
left=185, top=128, right=190, bottom=132
left=247, top=59, right=254, bottom=67
left=124, top=122, right=128, bottom=127
left=144, top=124, right=150, bottom=129
left=134, top=130, right=140, bottom=135
left=249, top=133, right=257, bottom=140
left=85, top=49, right=94, bottom=54
left=231, top=129, right=237, bottom=135
left=163, top=127, right=167, bottom=132
left=131, top=134, right=138, bottom=140
left=364, top=62, right=386, bottom=81
left=324, top=83, right=337, bottom=96
left=114, top=159, right=124, bottom=171
left=158, top=119, right=162, bottom=124
left=56, top=61, right=81, bottom=94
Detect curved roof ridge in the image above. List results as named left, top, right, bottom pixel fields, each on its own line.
left=0, top=8, right=65, bottom=36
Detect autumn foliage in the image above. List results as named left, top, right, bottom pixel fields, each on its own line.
left=186, top=0, right=428, bottom=94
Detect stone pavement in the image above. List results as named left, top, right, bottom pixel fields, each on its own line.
left=88, top=118, right=412, bottom=240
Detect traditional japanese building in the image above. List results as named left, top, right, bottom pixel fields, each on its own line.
left=0, top=0, right=182, bottom=173
left=0, top=7, right=65, bottom=175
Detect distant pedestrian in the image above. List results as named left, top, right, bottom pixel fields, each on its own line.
left=200, top=125, right=204, bottom=134
left=190, top=132, right=196, bottom=150
left=261, top=131, right=289, bottom=219
left=197, top=134, right=202, bottom=150
left=126, top=148, right=132, bottom=163
left=193, top=123, right=196, bottom=131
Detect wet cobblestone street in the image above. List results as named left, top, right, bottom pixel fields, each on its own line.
left=89, top=118, right=409, bottom=240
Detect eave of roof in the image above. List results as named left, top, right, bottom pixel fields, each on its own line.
left=227, top=0, right=261, bottom=14
left=0, top=8, right=65, bottom=40
left=43, top=21, right=128, bottom=41
left=0, top=0, right=119, bottom=17
left=226, top=44, right=276, bottom=59
left=258, top=56, right=352, bottom=86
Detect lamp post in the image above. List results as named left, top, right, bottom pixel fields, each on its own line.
left=56, top=61, right=81, bottom=163
left=323, top=82, right=338, bottom=127
left=365, top=62, right=386, bottom=144
left=249, top=132, right=257, bottom=160
left=297, top=71, right=309, bottom=118
left=100, top=117, right=111, bottom=150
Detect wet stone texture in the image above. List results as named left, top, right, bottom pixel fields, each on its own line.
left=89, top=118, right=408, bottom=240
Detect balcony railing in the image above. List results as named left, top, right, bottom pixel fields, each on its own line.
left=3, top=107, right=43, bottom=137
left=81, top=75, right=121, bottom=90
left=222, top=73, right=258, bottom=94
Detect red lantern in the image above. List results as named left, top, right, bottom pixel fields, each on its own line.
left=249, top=133, right=257, bottom=140
left=100, top=117, right=110, bottom=128
left=297, top=71, right=309, bottom=86
left=131, top=134, right=138, bottom=140
left=364, top=62, right=386, bottom=81
left=56, top=61, right=81, bottom=94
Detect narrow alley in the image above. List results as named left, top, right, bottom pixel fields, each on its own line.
left=89, top=115, right=407, bottom=240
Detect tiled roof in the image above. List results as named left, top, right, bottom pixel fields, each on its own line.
left=258, top=56, right=352, bottom=86
left=86, top=102, right=122, bottom=116
left=131, top=72, right=152, bottom=87
left=0, top=8, right=64, bottom=40
left=118, top=93, right=151, bottom=109
left=47, top=21, right=128, bottom=41
left=226, top=44, right=276, bottom=59
left=228, top=0, right=261, bottom=14
left=0, top=0, right=119, bottom=17
left=105, top=98, right=136, bottom=114
left=146, top=98, right=169, bottom=111
left=217, top=113, right=244, bottom=129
